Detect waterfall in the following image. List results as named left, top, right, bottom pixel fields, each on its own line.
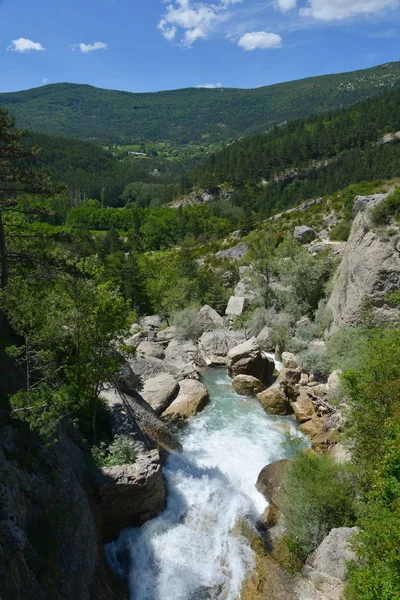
left=106, top=365, right=303, bottom=600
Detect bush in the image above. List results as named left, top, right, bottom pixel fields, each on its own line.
left=298, top=348, right=330, bottom=379
left=329, top=220, right=351, bottom=241
left=370, top=189, right=400, bottom=226
left=92, top=435, right=139, bottom=467
left=325, top=326, right=365, bottom=371
left=174, top=306, right=207, bottom=340
left=283, top=454, right=358, bottom=564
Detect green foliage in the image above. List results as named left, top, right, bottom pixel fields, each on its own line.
left=329, top=220, right=351, bottom=241
left=370, top=188, right=400, bottom=225
left=283, top=454, right=358, bottom=563
left=4, top=63, right=400, bottom=144
left=174, top=306, right=207, bottom=341
left=325, top=326, right=366, bottom=371
left=341, top=326, right=400, bottom=599
left=280, top=430, right=307, bottom=459
left=298, top=347, right=330, bottom=380
left=91, top=435, right=139, bottom=467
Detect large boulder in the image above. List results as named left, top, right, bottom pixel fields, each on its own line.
left=256, top=326, right=276, bottom=351
left=164, top=338, right=200, bottom=379
left=215, top=241, right=249, bottom=261
left=156, top=325, right=177, bottom=343
left=290, top=392, right=316, bottom=422
left=294, top=225, right=317, bottom=243
left=232, top=374, right=266, bottom=396
left=136, top=341, right=165, bottom=360
left=257, top=383, right=291, bottom=415
left=93, top=450, right=166, bottom=542
left=228, top=337, right=274, bottom=382
left=256, top=459, right=291, bottom=512
left=141, top=315, right=163, bottom=331
left=141, top=373, right=179, bottom=414
left=162, top=379, right=209, bottom=424
left=282, top=352, right=299, bottom=370
left=199, top=304, right=225, bottom=329
left=225, top=295, right=247, bottom=316
left=198, top=329, right=246, bottom=365
left=327, top=194, right=400, bottom=331
left=303, top=527, right=358, bottom=600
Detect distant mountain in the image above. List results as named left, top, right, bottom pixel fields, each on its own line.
left=1, top=62, right=400, bottom=145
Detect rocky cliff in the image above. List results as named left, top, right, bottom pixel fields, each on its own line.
left=0, top=420, right=127, bottom=600
left=327, top=193, right=400, bottom=331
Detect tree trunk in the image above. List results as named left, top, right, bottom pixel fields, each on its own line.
left=0, top=209, right=8, bottom=290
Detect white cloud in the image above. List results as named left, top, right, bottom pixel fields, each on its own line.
left=8, top=38, right=45, bottom=52
left=300, top=0, right=399, bottom=20
left=276, top=0, right=297, bottom=12
left=158, top=0, right=242, bottom=46
left=73, top=41, right=108, bottom=53
left=238, top=31, right=283, bottom=50
left=42, top=78, right=48, bottom=83
left=197, top=82, right=223, bottom=88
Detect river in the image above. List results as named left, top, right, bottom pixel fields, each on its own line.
left=106, top=359, right=305, bottom=600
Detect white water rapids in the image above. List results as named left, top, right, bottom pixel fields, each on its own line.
left=106, top=359, right=304, bottom=600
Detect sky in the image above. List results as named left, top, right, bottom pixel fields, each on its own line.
left=0, top=0, right=399, bottom=94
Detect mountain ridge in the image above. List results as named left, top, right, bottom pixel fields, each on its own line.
left=1, top=61, right=400, bottom=145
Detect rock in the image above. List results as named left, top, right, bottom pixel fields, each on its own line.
left=141, top=315, right=163, bottom=330
left=141, top=373, right=179, bottom=414
left=296, top=316, right=312, bottom=330
left=124, top=330, right=145, bottom=348
left=164, top=338, right=200, bottom=379
left=93, top=450, right=166, bottom=542
left=228, top=337, right=274, bottom=382
left=225, top=295, right=247, bottom=316
left=232, top=374, right=266, bottom=396
left=128, top=355, right=173, bottom=381
left=198, top=329, right=246, bottom=365
left=329, top=442, right=352, bottom=464
left=298, top=416, right=324, bottom=439
left=257, top=383, right=291, bottom=415
left=162, top=379, right=209, bottom=424
left=256, top=326, right=276, bottom=351
left=352, top=192, right=389, bottom=216
left=156, top=325, right=177, bottom=342
left=327, top=370, right=341, bottom=390
left=136, top=341, right=165, bottom=360
left=282, top=352, right=299, bottom=369
left=303, top=527, right=359, bottom=600
left=114, top=356, right=142, bottom=394
left=199, top=304, right=225, bottom=329
left=102, top=388, right=183, bottom=455
left=256, top=459, right=290, bottom=512
left=294, top=225, right=317, bottom=243
left=0, top=425, right=125, bottom=600
left=290, top=393, right=316, bottom=422
left=311, top=428, right=340, bottom=453
left=276, top=368, right=302, bottom=387
left=215, top=242, right=249, bottom=261
left=327, top=194, right=400, bottom=331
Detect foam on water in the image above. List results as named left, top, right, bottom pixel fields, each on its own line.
left=106, top=366, right=302, bottom=600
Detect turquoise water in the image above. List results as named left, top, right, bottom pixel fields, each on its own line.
left=107, top=367, right=304, bottom=600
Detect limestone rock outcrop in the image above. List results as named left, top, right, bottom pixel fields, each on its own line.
left=136, top=341, right=165, bottom=360
left=141, top=373, right=179, bottom=414
left=93, top=449, right=166, bottom=542
left=228, top=337, right=274, bottom=382
left=303, top=527, right=358, bottom=600
left=232, top=374, right=266, bottom=396
left=294, top=225, right=317, bottom=243
left=327, top=194, right=400, bottom=331
left=198, top=329, right=246, bottom=365
left=162, top=379, right=209, bottom=424
left=257, top=383, right=291, bottom=415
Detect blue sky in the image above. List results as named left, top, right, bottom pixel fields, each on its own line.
left=0, top=0, right=399, bottom=93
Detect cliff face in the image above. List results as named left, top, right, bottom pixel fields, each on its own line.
left=0, top=421, right=127, bottom=600
left=327, top=194, right=400, bottom=331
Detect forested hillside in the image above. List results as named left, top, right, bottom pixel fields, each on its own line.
left=1, top=62, right=400, bottom=144
left=190, top=87, right=400, bottom=214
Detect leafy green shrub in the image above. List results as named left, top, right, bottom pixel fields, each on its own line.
left=298, top=348, right=330, bottom=379
left=286, top=337, right=308, bottom=354
left=329, top=220, right=351, bottom=241
left=92, top=435, right=139, bottom=467
left=296, top=323, right=319, bottom=342
left=325, top=326, right=365, bottom=371
left=370, top=189, right=400, bottom=226
left=174, top=306, right=206, bottom=340
left=283, top=454, right=357, bottom=563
